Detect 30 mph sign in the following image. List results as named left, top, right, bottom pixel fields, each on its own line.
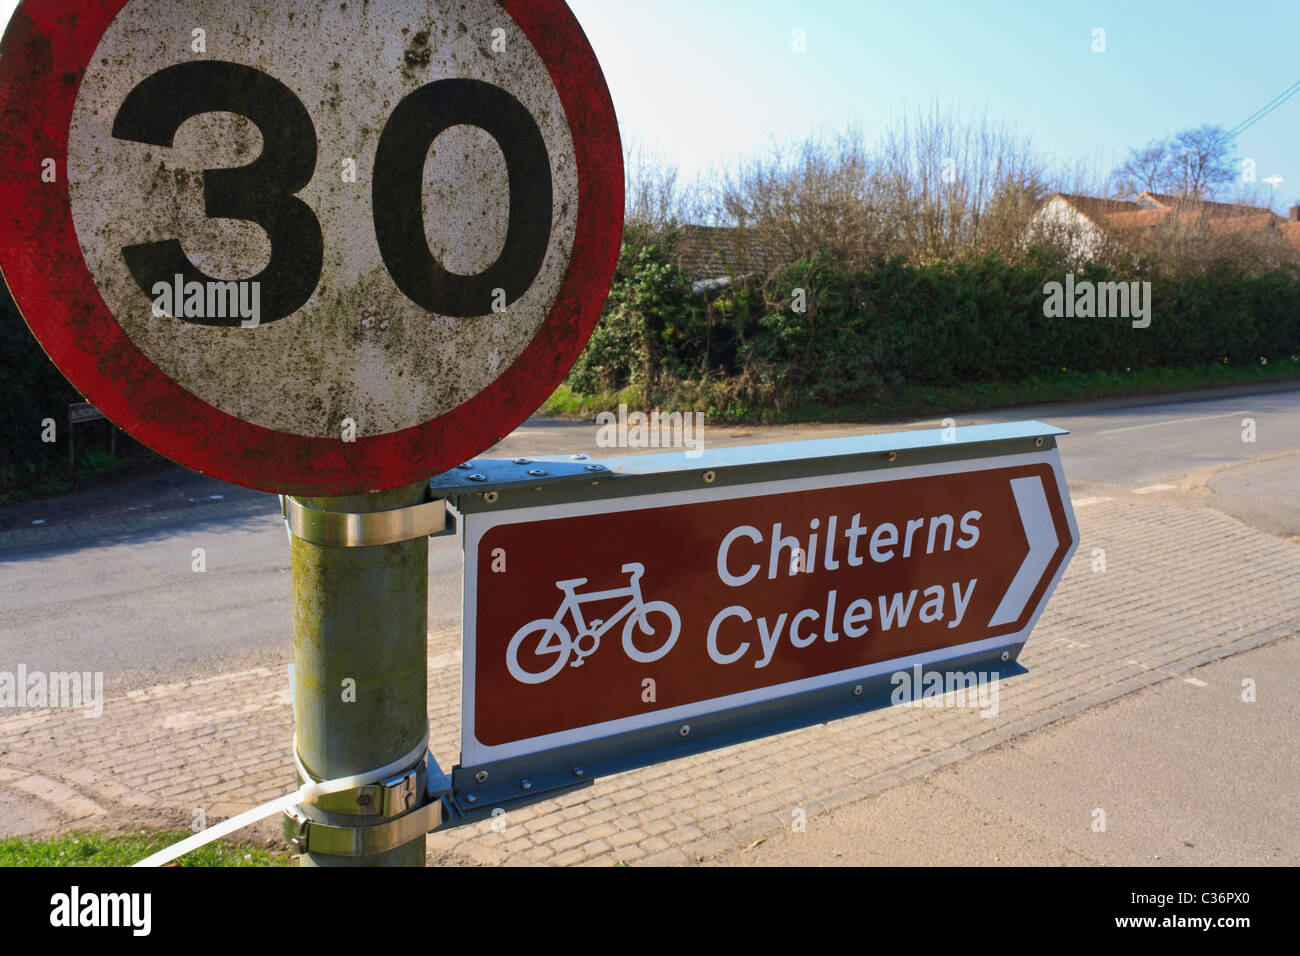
left=457, top=440, right=1078, bottom=773
left=0, top=0, right=622, bottom=494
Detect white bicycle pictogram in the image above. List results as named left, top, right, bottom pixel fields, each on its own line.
left=506, top=562, right=682, bottom=685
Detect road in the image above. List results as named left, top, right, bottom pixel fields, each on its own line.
left=2, top=381, right=1295, bottom=695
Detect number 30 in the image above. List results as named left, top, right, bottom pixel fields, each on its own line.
left=111, top=60, right=553, bottom=326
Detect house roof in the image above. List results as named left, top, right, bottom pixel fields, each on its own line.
left=1137, top=192, right=1273, bottom=218
left=1102, top=208, right=1168, bottom=229
left=1043, top=191, right=1300, bottom=252
left=669, top=225, right=781, bottom=283
left=1206, top=211, right=1283, bottom=234
left=1052, top=193, right=1142, bottom=221
left=1048, top=191, right=1274, bottom=226
left=1106, top=205, right=1291, bottom=237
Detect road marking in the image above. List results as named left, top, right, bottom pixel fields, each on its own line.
left=1094, top=411, right=1249, bottom=435
left=1072, top=496, right=1114, bottom=508
left=1134, top=484, right=1178, bottom=495
left=1127, top=658, right=1211, bottom=686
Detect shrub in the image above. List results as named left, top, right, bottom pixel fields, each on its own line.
left=565, top=229, right=1300, bottom=413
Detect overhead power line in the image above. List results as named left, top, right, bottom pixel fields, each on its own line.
left=1223, top=80, right=1300, bottom=141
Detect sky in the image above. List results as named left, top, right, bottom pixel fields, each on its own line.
left=3, top=0, right=1298, bottom=212
left=563, top=0, right=1300, bottom=212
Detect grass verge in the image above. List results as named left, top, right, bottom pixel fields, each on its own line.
left=540, top=359, right=1300, bottom=424
left=0, top=830, right=295, bottom=867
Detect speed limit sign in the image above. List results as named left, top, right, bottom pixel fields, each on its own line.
left=0, top=0, right=622, bottom=495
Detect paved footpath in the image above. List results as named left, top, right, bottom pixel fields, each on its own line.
left=708, top=634, right=1299, bottom=866
left=2, top=476, right=1297, bottom=866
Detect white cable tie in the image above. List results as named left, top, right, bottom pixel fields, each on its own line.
left=133, top=727, right=431, bottom=868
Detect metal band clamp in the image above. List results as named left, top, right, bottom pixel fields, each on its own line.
left=280, top=493, right=450, bottom=547
left=282, top=799, right=442, bottom=857
left=283, top=752, right=443, bottom=857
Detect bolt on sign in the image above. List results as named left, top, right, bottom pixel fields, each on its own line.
left=0, top=0, right=622, bottom=495
left=438, top=423, right=1079, bottom=806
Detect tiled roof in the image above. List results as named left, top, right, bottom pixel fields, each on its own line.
left=1051, top=191, right=1275, bottom=228
left=1053, top=193, right=1142, bottom=221
left=1138, top=192, right=1273, bottom=218
left=1102, top=204, right=1300, bottom=251
left=1280, top=221, right=1300, bottom=249
left=1102, top=209, right=1168, bottom=229
left=668, top=225, right=782, bottom=283
left=1207, top=212, right=1282, bottom=234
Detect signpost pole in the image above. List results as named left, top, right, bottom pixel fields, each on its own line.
left=291, top=481, right=429, bottom=867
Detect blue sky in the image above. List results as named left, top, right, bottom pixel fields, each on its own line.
left=4, top=0, right=1298, bottom=211
left=566, top=0, right=1300, bottom=211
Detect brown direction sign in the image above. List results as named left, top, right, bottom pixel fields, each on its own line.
left=454, top=429, right=1079, bottom=781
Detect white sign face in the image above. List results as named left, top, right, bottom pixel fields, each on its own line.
left=66, top=0, right=579, bottom=438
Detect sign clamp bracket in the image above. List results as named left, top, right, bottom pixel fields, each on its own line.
left=280, top=491, right=454, bottom=547
left=283, top=757, right=444, bottom=857
left=278, top=456, right=616, bottom=548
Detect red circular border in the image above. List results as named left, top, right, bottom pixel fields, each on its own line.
left=0, top=0, right=623, bottom=495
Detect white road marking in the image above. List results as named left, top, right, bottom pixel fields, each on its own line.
left=1094, top=411, right=1249, bottom=435
left=1134, top=484, right=1178, bottom=494
left=1127, top=658, right=1210, bottom=685
left=1072, top=496, right=1114, bottom=507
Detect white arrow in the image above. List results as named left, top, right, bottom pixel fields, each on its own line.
left=987, top=476, right=1059, bottom=627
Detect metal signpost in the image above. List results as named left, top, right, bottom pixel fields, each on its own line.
left=0, top=0, right=1081, bottom=869
left=66, top=401, right=115, bottom=465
